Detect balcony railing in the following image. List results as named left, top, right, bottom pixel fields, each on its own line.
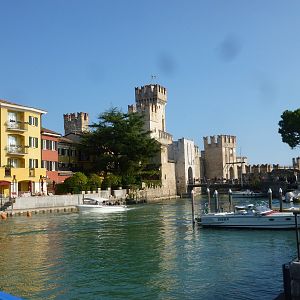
left=6, top=145, right=28, bottom=155
left=6, top=121, right=28, bottom=131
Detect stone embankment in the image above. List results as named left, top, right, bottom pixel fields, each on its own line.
left=0, top=187, right=180, bottom=219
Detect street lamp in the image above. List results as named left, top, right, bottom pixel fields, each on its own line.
left=11, top=175, right=17, bottom=199
left=39, top=175, right=44, bottom=195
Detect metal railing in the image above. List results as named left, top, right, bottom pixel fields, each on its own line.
left=6, top=145, right=28, bottom=155
left=6, top=121, right=28, bottom=131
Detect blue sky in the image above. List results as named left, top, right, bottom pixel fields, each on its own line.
left=0, top=0, right=299, bottom=165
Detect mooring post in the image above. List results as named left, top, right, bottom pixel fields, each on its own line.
left=191, top=189, right=195, bottom=226
left=207, top=187, right=211, bottom=213
left=228, top=189, right=233, bottom=212
left=279, top=188, right=283, bottom=212
left=294, top=212, right=300, bottom=261
left=214, top=190, right=219, bottom=213
left=268, top=188, right=273, bottom=210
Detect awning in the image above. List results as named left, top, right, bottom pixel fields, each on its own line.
left=0, top=180, right=10, bottom=186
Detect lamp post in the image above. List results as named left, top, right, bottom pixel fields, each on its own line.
left=11, top=175, right=17, bottom=211
left=11, top=175, right=17, bottom=198
left=39, top=175, right=45, bottom=195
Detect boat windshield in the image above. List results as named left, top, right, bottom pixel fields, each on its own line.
left=254, top=205, right=272, bottom=215
left=234, top=204, right=271, bottom=215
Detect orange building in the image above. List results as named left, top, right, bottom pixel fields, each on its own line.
left=41, top=128, right=61, bottom=191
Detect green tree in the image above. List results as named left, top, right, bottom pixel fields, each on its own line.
left=278, top=109, right=300, bottom=148
left=80, top=108, right=161, bottom=187
left=63, top=172, right=88, bottom=194
left=87, top=173, right=102, bottom=191
left=101, top=174, right=122, bottom=189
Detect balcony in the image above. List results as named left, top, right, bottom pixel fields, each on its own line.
left=6, top=145, right=28, bottom=155
left=6, top=121, right=28, bottom=132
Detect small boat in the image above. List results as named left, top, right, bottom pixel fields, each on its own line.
left=197, top=204, right=300, bottom=229
left=77, top=197, right=128, bottom=213
left=285, top=190, right=300, bottom=203
left=231, top=189, right=265, bottom=198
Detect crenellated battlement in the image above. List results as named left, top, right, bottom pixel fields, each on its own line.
left=63, top=112, right=88, bottom=121
left=135, top=84, right=167, bottom=104
left=203, top=135, right=236, bottom=148
left=63, top=112, right=89, bottom=135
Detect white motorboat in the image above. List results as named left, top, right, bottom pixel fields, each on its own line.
left=285, top=190, right=300, bottom=203
left=231, top=190, right=265, bottom=198
left=197, top=204, right=300, bottom=229
left=77, top=197, right=128, bottom=213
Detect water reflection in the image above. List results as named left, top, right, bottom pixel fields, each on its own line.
left=0, top=199, right=297, bottom=300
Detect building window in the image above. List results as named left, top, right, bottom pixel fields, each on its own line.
left=29, top=116, right=38, bottom=126
left=29, top=159, right=38, bottom=168
left=42, top=139, right=47, bottom=150
left=42, top=160, right=57, bottom=171
left=29, top=137, right=38, bottom=148
left=8, top=158, right=18, bottom=168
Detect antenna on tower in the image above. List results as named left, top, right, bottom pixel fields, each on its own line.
left=151, top=74, right=157, bottom=83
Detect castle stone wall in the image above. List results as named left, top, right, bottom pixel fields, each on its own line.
left=63, top=112, right=89, bottom=135
left=203, top=135, right=238, bottom=180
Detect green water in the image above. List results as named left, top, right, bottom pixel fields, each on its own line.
left=0, top=198, right=296, bottom=299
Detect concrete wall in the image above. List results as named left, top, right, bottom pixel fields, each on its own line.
left=12, top=190, right=114, bottom=210
left=13, top=194, right=82, bottom=210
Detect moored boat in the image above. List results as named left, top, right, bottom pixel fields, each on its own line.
left=77, top=197, right=128, bottom=213
left=285, top=190, right=300, bottom=203
left=197, top=204, right=300, bottom=229
left=231, top=189, right=265, bottom=198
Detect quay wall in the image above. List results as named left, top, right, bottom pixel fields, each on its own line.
left=9, top=187, right=178, bottom=211
left=12, top=194, right=82, bottom=210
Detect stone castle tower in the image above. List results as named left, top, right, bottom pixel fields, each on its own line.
left=128, top=84, right=176, bottom=195
left=128, top=84, right=172, bottom=145
left=202, top=135, right=238, bottom=180
left=63, top=112, right=89, bottom=135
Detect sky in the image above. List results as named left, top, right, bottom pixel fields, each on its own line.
left=0, top=0, right=299, bottom=166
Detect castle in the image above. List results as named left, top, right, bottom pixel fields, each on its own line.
left=128, top=84, right=200, bottom=196
left=63, top=112, right=89, bottom=136
left=60, top=83, right=299, bottom=195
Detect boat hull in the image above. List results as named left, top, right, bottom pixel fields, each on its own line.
left=198, top=212, right=298, bottom=229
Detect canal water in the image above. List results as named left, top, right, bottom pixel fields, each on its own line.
left=0, top=197, right=297, bottom=299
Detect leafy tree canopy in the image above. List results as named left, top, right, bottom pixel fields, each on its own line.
left=278, top=109, right=300, bottom=148
left=63, top=172, right=88, bottom=194
left=80, top=108, right=161, bottom=187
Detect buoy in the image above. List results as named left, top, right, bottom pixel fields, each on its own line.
left=1, top=212, right=7, bottom=220
left=26, top=211, right=32, bottom=217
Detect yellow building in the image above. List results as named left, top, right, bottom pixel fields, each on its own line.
left=0, top=99, right=47, bottom=198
